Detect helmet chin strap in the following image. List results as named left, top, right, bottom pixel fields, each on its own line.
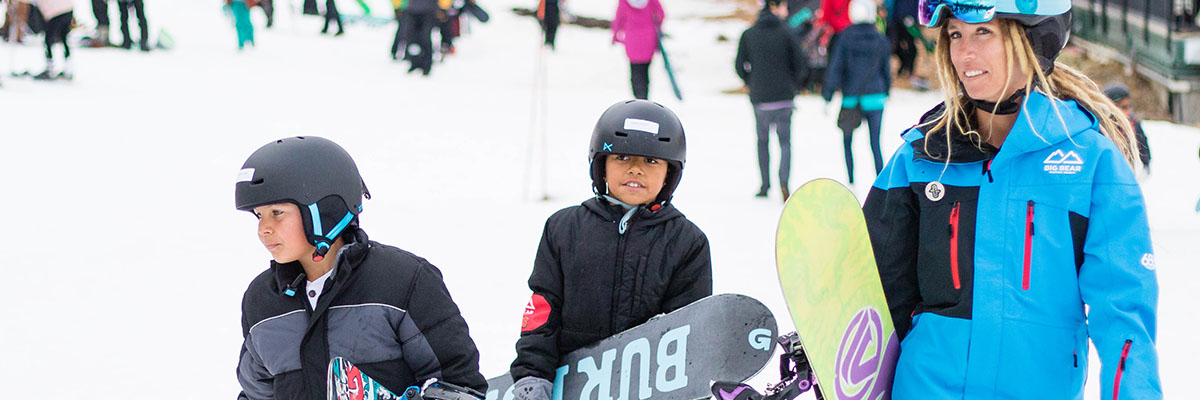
left=968, top=88, right=1026, bottom=115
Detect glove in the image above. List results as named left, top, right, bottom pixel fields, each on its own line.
left=513, top=376, right=553, bottom=400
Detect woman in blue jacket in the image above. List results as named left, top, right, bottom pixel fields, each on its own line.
left=863, top=0, right=1161, bottom=398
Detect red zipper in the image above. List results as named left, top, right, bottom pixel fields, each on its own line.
left=1113, top=339, right=1132, bottom=400
left=1023, top=200, right=1035, bottom=290
left=949, top=202, right=961, bottom=290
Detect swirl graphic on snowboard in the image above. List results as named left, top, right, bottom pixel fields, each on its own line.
left=834, top=307, right=898, bottom=400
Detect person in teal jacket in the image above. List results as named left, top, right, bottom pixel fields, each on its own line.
left=862, top=0, right=1161, bottom=398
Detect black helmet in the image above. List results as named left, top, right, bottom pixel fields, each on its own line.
left=588, top=100, right=686, bottom=206
left=235, top=136, right=370, bottom=260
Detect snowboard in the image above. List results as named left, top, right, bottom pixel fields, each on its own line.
left=328, top=357, right=420, bottom=400
left=484, top=293, right=777, bottom=400
left=775, top=179, right=897, bottom=400
left=656, top=29, right=683, bottom=101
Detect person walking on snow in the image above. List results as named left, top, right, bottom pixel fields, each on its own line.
left=736, top=0, right=807, bottom=199
left=509, top=100, right=712, bottom=400
left=612, top=0, right=664, bottom=100
left=863, top=0, right=1161, bottom=398
left=233, top=136, right=486, bottom=399
left=823, top=0, right=890, bottom=185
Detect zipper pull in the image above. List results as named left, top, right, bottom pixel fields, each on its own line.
left=982, top=160, right=995, bottom=183
left=1026, top=200, right=1035, bottom=236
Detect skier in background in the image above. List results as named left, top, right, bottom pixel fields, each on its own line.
left=233, top=137, right=486, bottom=399
left=823, top=0, right=890, bottom=185
left=322, top=0, right=344, bottom=35
left=391, top=0, right=407, bottom=60
left=402, top=0, right=445, bottom=75
left=864, top=0, right=1161, bottom=398
left=736, top=0, right=807, bottom=200
left=537, top=0, right=561, bottom=49
left=115, top=0, right=150, bottom=51
left=86, top=0, right=112, bottom=47
left=509, top=100, right=712, bottom=400
left=817, top=0, right=851, bottom=52
left=227, top=0, right=254, bottom=50
left=612, top=0, right=663, bottom=100
left=34, top=0, right=72, bottom=80
left=1103, top=82, right=1152, bottom=174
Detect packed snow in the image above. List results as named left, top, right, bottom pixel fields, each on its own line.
left=2, top=0, right=1197, bottom=398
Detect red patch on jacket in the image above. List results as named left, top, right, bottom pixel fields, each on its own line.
left=521, top=294, right=551, bottom=332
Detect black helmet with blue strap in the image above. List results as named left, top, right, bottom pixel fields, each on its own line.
left=235, top=136, right=370, bottom=261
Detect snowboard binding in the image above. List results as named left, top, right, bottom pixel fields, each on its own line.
left=710, top=331, right=821, bottom=400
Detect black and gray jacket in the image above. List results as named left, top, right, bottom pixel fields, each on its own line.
left=236, top=230, right=486, bottom=399
left=509, top=198, right=712, bottom=382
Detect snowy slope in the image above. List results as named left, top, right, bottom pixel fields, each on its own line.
left=1, top=0, right=1196, bottom=398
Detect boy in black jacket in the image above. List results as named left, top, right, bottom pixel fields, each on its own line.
left=509, top=100, right=713, bottom=400
left=735, top=0, right=807, bottom=200
left=233, top=136, right=485, bottom=399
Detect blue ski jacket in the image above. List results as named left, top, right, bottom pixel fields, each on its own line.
left=863, top=91, right=1161, bottom=399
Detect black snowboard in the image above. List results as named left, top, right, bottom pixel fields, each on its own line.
left=485, top=293, right=777, bottom=400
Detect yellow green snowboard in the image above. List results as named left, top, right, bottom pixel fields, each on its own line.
left=776, top=179, right=897, bottom=400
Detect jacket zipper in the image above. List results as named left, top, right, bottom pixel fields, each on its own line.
left=613, top=231, right=626, bottom=330
left=1113, top=339, right=1133, bottom=400
left=949, top=202, right=962, bottom=290
left=1023, top=200, right=1035, bottom=290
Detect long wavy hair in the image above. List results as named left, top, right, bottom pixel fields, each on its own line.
left=920, top=19, right=1139, bottom=168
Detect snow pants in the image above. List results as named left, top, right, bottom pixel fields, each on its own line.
left=754, top=106, right=793, bottom=192
left=231, top=0, right=254, bottom=49
left=630, top=62, right=650, bottom=100
left=117, top=0, right=148, bottom=47
left=841, top=109, right=883, bottom=184
left=44, top=12, right=72, bottom=60
left=405, top=11, right=437, bottom=74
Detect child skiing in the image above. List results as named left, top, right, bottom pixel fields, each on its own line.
left=508, top=100, right=713, bottom=400
left=234, top=136, right=486, bottom=399
left=863, top=0, right=1161, bottom=398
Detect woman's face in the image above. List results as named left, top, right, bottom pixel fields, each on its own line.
left=947, top=18, right=1030, bottom=102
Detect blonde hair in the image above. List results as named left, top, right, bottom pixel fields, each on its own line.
left=921, top=19, right=1139, bottom=167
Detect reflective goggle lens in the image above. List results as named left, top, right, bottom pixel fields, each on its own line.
left=917, top=0, right=997, bottom=27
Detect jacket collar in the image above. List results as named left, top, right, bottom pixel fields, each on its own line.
left=271, top=229, right=371, bottom=292
left=905, top=91, right=1097, bottom=163
left=583, top=197, right=681, bottom=227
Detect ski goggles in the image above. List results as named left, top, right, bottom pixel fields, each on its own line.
left=918, top=0, right=1071, bottom=27
left=917, top=0, right=997, bottom=27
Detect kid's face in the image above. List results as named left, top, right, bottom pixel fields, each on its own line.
left=605, top=154, right=668, bottom=205
left=947, top=19, right=1029, bottom=102
left=253, top=202, right=313, bottom=264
